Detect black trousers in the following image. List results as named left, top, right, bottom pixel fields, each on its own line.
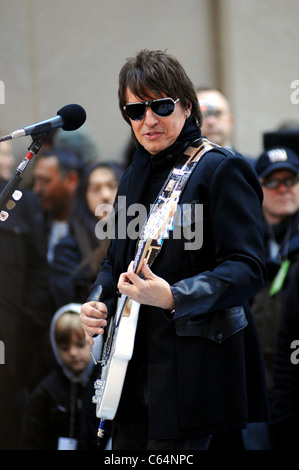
left=112, top=420, right=212, bottom=451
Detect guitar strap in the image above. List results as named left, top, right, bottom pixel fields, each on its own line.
left=99, top=138, right=219, bottom=363
left=93, top=138, right=220, bottom=428
left=134, top=137, right=219, bottom=271
left=114, top=137, right=219, bottom=324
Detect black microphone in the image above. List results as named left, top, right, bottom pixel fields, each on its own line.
left=0, top=104, right=86, bottom=142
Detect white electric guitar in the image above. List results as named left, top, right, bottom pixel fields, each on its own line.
left=92, top=138, right=216, bottom=437
left=92, top=193, right=179, bottom=426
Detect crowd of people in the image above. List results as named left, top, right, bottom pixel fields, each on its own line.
left=1, top=49, right=299, bottom=450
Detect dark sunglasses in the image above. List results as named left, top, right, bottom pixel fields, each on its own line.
left=261, top=175, right=299, bottom=189
left=123, top=97, right=180, bottom=121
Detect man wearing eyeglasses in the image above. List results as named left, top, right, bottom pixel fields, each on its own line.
left=257, top=148, right=299, bottom=228
left=253, top=146, right=299, bottom=361
left=245, top=146, right=299, bottom=449
left=80, top=49, right=268, bottom=450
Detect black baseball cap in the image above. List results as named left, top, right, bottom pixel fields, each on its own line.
left=255, top=146, right=299, bottom=178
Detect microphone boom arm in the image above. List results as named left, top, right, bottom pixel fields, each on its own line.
left=0, top=133, right=47, bottom=216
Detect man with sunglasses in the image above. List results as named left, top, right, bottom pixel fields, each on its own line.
left=80, top=49, right=268, bottom=450
left=245, top=146, right=299, bottom=449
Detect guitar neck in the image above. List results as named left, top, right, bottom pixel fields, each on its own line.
left=114, top=237, right=158, bottom=326
left=134, top=237, right=161, bottom=274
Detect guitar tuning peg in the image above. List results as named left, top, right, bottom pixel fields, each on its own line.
left=0, top=211, right=9, bottom=221
left=12, top=190, right=22, bottom=201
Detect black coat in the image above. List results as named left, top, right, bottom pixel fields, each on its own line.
left=49, top=234, right=84, bottom=309
left=0, top=182, right=51, bottom=449
left=270, top=260, right=299, bottom=449
left=94, top=119, right=269, bottom=438
left=0, top=183, right=51, bottom=379
left=250, top=212, right=299, bottom=393
left=49, top=233, right=110, bottom=310
left=22, top=367, right=107, bottom=450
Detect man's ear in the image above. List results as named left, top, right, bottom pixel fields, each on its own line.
left=185, top=103, right=191, bottom=118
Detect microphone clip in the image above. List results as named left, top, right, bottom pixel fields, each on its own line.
left=0, top=133, right=47, bottom=219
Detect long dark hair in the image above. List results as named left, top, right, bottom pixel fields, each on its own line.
left=68, top=162, right=123, bottom=273
left=118, top=49, right=202, bottom=128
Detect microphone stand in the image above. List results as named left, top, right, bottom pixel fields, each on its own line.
left=0, top=133, right=47, bottom=216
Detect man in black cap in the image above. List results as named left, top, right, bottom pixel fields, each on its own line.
left=255, top=146, right=299, bottom=228
left=246, top=146, right=299, bottom=449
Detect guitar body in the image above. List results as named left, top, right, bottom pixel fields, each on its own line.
left=93, top=298, right=140, bottom=420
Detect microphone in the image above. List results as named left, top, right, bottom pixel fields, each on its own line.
left=0, top=104, right=86, bottom=142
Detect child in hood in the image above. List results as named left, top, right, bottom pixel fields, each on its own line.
left=21, top=303, right=107, bottom=450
